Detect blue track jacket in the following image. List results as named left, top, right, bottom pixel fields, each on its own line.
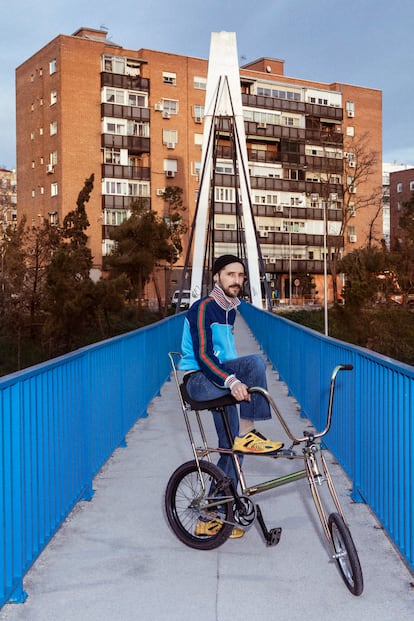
left=180, top=285, right=240, bottom=388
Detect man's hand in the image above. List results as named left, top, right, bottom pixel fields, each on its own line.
left=230, top=381, right=251, bottom=401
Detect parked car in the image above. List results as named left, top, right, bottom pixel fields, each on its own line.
left=171, top=289, right=191, bottom=310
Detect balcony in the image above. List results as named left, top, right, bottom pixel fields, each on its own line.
left=101, top=134, right=150, bottom=154
left=101, top=102, right=150, bottom=122
left=214, top=228, right=342, bottom=253
left=101, top=72, right=149, bottom=92
left=102, top=164, right=150, bottom=180
left=101, top=195, right=151, bottom=211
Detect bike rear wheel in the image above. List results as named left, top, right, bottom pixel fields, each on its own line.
left=328, top=512, right=364, bottom=596
left=165, top=460, right=234, bottom=550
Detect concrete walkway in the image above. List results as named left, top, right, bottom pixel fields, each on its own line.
left=1, top=317, right=413, bottom=621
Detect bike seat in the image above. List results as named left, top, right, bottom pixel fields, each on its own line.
left=180, top=377, right=237, bottom=411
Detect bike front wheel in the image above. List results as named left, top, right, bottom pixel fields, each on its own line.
left=328, top=512, right=364, bottom=596
left=165, top=460, right=234, bottom=550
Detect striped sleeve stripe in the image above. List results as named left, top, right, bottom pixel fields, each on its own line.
left=197, top=298, right=228, bottom=381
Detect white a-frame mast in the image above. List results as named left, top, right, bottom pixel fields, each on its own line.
left=189, top=32, right=263, bottom=309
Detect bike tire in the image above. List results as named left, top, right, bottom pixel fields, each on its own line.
left=328, top=512, right=364, bottom=596
left=165, top=460, right=234, bottom=550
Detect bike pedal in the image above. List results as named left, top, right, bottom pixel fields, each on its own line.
left=267, top=527, right=282, bottom=546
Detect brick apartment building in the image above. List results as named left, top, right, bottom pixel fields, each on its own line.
left=389, top=167, right=414, bottom=247
left=16, top=27, right=382, bottom=304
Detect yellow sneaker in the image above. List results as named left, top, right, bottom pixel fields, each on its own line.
left=195, top=517, right=244, bottom=539
left=233, top=429, right=284, bottom=455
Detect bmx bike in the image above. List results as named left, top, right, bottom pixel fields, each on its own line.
left=165, top=353, right=363, bottom=596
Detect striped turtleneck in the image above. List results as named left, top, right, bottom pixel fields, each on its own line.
left=209, top=285, right=241, bottom=311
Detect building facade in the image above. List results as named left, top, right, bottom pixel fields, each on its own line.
left=389, top=167, right=414, bottom=247
left=16, top=27, right=382, bottom=304
left=383, top=162, right=412, bottom=248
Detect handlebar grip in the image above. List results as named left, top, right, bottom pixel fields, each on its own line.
left=340, top=364, right=353, bottom=371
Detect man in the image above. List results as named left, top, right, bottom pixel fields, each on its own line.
left=180, top=254, right=283, bottom=538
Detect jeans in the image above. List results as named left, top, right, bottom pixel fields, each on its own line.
left=184, top=354, right=270, bottom=487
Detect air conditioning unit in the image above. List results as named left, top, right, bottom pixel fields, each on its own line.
left=349, top=160, right=356, bottom=168
left=343, top=151, right=349, bottom=159
left=165, top=170, right=175, bottom=178
left=194, top=116, right=202, bottom=124
left=258, top=122, right=267, bottom=129
left=347, top=110, right=355, bottom=118
left=156, top=188, right=165, bottom=196
left=270, top=257, right=277, bottom=264
left=311, top=193, right=319, bottom=201
left=330, top=193, right=338, bottom=201
left=259, top=230, right=269, bottom=237
left=166, top=142, right=175, bottom=149
left=154, top=103, right=163, bottom=111
left=275, top=205, right=284, bottom=212
left=349, top=234, right=357, bottom=243
left=46, top=164, right=54, bottom=174
left=162, top=111, right=170, bottom=119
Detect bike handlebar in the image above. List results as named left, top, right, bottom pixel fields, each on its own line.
left=249, top=363, right=353, bottom=445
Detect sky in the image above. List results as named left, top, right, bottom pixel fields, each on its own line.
left=1, top=0, right=414, bottom=169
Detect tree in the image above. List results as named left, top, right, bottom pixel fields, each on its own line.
left=389, top=191, right=414, bottom=303
left=42, top=174, right=97, bottom=353
left=157, top=186, right=188, bottom=314
left=339, top=245, right=388, bottom=309
left=107, top=199, right=175, bottom=305
left=321, top=132, right=381, bottom=303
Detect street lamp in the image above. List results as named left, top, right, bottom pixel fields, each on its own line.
left=289, top=204, right=292, bottom=305
left=323, top=200, right=328, bottom=336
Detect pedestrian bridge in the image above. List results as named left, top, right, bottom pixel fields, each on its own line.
left=0, top=302, right=413, bottom=614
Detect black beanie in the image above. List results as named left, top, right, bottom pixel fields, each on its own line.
left=212, top=254, right=245, bottom=276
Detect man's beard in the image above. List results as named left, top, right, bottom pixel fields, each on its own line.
left=222, top=284, right=240, bottom=298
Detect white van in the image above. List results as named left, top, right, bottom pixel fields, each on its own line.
left=171, top=290, right=191, bottom=310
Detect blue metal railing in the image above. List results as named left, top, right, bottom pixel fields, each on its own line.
left=239, top=301, right=414, bottom=573
left=0, top=313, right=185, bottom=608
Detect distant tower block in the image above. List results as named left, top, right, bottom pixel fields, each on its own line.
left=190, top=32, right=263, bottom=309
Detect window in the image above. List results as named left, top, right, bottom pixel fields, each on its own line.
left=194, top=133, right=203, bottom=146
left=102, top=55, right=127, bottom=75
left=39, top=127, right=43, bottom=136
left=164, top=159, right=178, bottom=173
left=215, top=187, right=235, bottom=202
left=103, top=209, right=128, bottom=226
left=102, top=239, right=115, bottom=256
left=104, top=179, right=150, bottom=197
left=193, top=104, right=204, bottom=119
left=163, top=72, right=176, bottom=86
left=48, top=211, right=58, bottom=225
left=50, top=151, right=58, bottom=165
left=346, top=126, right=354, bottom=137
left=194, top=76, right=207, bottom=90
left=127, top=120, right=149, bottom=137
left=410, top=181, right=414, bottom=191
left=397, top=182, right=403, bottom=192
left=257, top=86, right=300, bottom=101
left=162, top=99, right=178, bottom=115
left=163, top=129, right=178, bottom=146
left=51, top=183, right=58, bottom=197
left=105, top=119, right=126, bottom=134
left=49, top=59, right=57, bottom=75
left=50, top=90, right=57, bottom=105
left=105, top=88, right=125, bottom=104
left=128, top=92, right=147, bottom=107
left=345, top=100, right=355, bottom=118
left=104, top=148, right=121, bottom=164
left=215, top=161, right=234, bottom=174
left=50, top=121, right=57, bottom=135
